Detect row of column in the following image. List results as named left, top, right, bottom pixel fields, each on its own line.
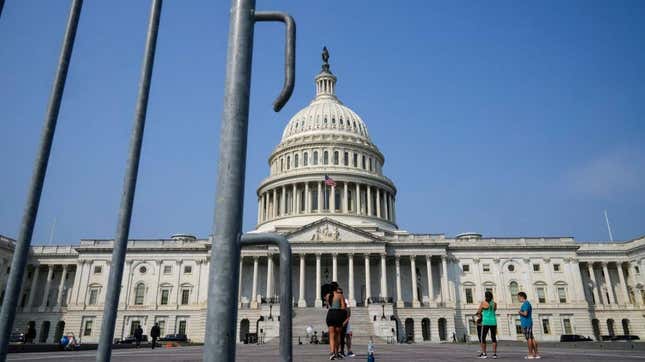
left=241, top=253, right=450, bottom=308
left=18, top=264, right=72, bottom=310
left=585, top=261, right=640, bottom=306
left=258, top=181, right=396, bottom=224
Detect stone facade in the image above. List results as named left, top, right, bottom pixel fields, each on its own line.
left=1, top=54, right=643, bottom=344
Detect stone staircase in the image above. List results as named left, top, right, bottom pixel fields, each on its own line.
left=290, top=307, right=381, bottom=345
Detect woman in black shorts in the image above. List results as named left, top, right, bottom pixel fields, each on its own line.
left=325, top=283, right=347, bottom=360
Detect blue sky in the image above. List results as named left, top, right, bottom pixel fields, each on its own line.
left=1, top=0, right=644, bottom=244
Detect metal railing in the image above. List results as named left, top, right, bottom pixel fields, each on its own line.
left=0, top=0, right=296, bottom=361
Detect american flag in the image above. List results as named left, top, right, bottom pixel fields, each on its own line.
left=324, top=174, right=336, bottom=187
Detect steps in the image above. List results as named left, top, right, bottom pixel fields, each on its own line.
left=291, top=307, right=378, bottom=345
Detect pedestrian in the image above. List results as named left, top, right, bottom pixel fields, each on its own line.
left=473, top=311, right=482, bottom=345
left=477, top=291, right=497, bottom=359
left=342, top=297, right=355, bottom=357
left=518, top=292, right=540, bottom=359
left=150, top=322, right=161, bottom=349
left=134, top=325, right=144, bottom=348
left=325, top=282, right=347, bottom=360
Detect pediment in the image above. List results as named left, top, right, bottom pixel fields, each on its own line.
left=286, top=218, right=382, bottom=243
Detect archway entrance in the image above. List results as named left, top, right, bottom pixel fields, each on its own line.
left=421, top=318, right=431, bottom=341
left=607, top=319, right=615, bottom=337
left=404, top=318, right=414, bottom=343
left=591, top=319, right=600, bottom=341
left=622, top=319, right=630, bottom=335
left=240, top=319, right=250, bottom=342
left=39, top=321, right=50, bottom=343
left=54, top=321, right=65, bottom=343
left=438, top=318, right=447, bottom=341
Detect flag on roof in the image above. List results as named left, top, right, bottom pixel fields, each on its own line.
left=324, top=175, right=336, bottom=187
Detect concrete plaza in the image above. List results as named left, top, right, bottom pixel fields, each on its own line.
left=6, top=343, right=645, bottom=362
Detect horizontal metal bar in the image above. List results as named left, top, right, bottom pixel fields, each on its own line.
left=254, top=11, right=295, bottom=112
left=240, top=232, right=292, bottom=362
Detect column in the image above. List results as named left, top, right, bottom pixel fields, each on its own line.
left=367, top=185, right=372, bottom=216
left=266, top=254, right=274, bottom=300
left=426, top=255, right=434, bottom=304
left=376, top=189, right=381, bottom=218
left=493, top=258, right=505, bottom=305
left=395, top=256, right=403, bottom=307
left=380, top=254, right=388, bottom=300
left=355, top=184, right=361, bottom=214
left=251, top=257, right=259, bottom=308
left=587, top=262, right=601, bottom=305
left=272, top=188, right=278, bottom=218
left=292, top=184, right=297, bottom=214
left=298, top=254, right=307, bottom=307
left=238, top=257, right=243, bottom=307
left=384, top=192, right=390, bottom=220
left=330, top=184, right=336, bottom=212
left=27, top=265, right=40, bottom=308
left=122, top=260, right=133, bottom=308
left=40, top=265, right=54, bottom=309
left=616, top=262, right=629, bottom=305
left=629, top=262, right=641, bottom=306
left=411, top=255, right=419, bottom=307
left=153, top=260, right=162, bottom=307
left=305, top=182, right=310, bottom=213
left=569, top=259, right=584, bottom=302
left=315, top=254, right=322, bottom=307
left=332, top=253, right=338, bottom=281
left=364, top=254, right=372, bottom=304
left=257, top=198, right=262, bottom=224
left=343, top=182, right=348, bottom=213
left=262, top=193, right=267, bottom=221
left=281, top=185, right=287, bottom=215
left=348, top=254, right=355, bottom=306
left=441, top=256, right=449, bottom=303
left=602, top=262, right=616, bottom=304
left=317, top=182, right=323, bottom=212
left=391, top=196, right=396, bottom=223
left=56, top=265, right=69, bottom=307
left=175, top=260, right=183, bottom=305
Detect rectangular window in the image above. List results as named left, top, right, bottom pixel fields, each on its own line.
left=541, top=319, right=550, bottom=334
left=485, top=287, right=493, bottom=295
left=362, top=156, right=366, bottom=169
left=344, top=152, right=349, bottom=166
left=563, top=318, right=573, bottom=334
left=533, top=264, right=540, bottom=272
left=553, top=264, right=561, bottom=272
left=158, top=320, right=166, bottom=336
left=184, top=266, right=192, bottom=274
left=83, top=320, right=93, bottom=336
left=557, top=287, right=567, bottom=303
left=181, top=289, right=190, bottom=305
left=93, top=266, right=102, bottom=274
left=515, top=317, right=523, bottom=334
left=88, top=289, right=98, bottom=305
left=303, top=152, right=308, bottom=166
left=636, top=266, right=640, bottom=274
left=333, top=151, right=339, bottom=165
left=353, top=153, right=358, bottom=167
left=465, top=288, right=473, bottom=304
left=178, top=320, right=187, bottom=335
left=163, top=265, right=172, bottom=274
left=369, top=158, right=373, bottom=171
left=130, top=321, right=140, bottom=336
left=313, top=152, right=318, bottom=165
left=462, top=264, right=470, bottom=272
left=160, top=289, right=169, bottom=305
left=537, top=288, right=546, bottom=303
left=482, top=264, right=490, bottom=272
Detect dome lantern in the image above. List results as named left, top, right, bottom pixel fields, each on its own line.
left=314, top=46, right=338, bottom=101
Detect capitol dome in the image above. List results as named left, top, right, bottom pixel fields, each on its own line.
left=255, top=48, right=397, bottom=232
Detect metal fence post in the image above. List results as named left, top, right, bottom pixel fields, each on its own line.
left=96, top=1, right=162, bottom=361
left=0, top=1, right=83, bottom=360
left=203, top=0, right=296, bottom=361
left=240, top=233, right=292, bottom=361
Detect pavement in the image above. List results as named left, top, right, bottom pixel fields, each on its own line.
left=7, top=342, right=645, bottom=361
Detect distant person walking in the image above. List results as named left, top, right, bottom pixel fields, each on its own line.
left=150, top=322, right=161, bottom=349
left=518, top=292, right=540, bottom=359
left=134, top=325, right=144, bottom=348
left=477, top=291, right=497, bottom=359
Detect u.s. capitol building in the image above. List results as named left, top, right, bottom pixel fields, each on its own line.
left=1, top=53, right=643, bottom=345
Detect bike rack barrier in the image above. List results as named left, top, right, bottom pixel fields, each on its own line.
left=0, top=0, right=295, bottom=360
left=239, top=233, right=293, bottom=361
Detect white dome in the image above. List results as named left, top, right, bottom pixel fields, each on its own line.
left=281, top=67, right=370, bottom=142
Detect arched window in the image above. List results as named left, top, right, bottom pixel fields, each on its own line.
left=286, top=156, right=290, bottom=170
left=353, top=153, right=358, bottom=167
left=607, top=319, right=615, bottom=337
left=333, top=151, right=339, bottom=165
left=313, top=151, right=318, bottom=165
left=369, top=158, right=373, bottom=171
left=134, top=283, right=145, bottom=305
left=509, top=281, right=519, bottom=303
left=344, top=152, right=349, bottom=166
left=622, top=319, right=630, bottom=335
left=323, top=151, right=329, bottom=165
left=294, top=154, right=299, bottom=168
left=362, top=155, right=366, bottom=169
left=280, top=158, right=284, bottom=172
left=303, top=152, right=308, bottom=166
